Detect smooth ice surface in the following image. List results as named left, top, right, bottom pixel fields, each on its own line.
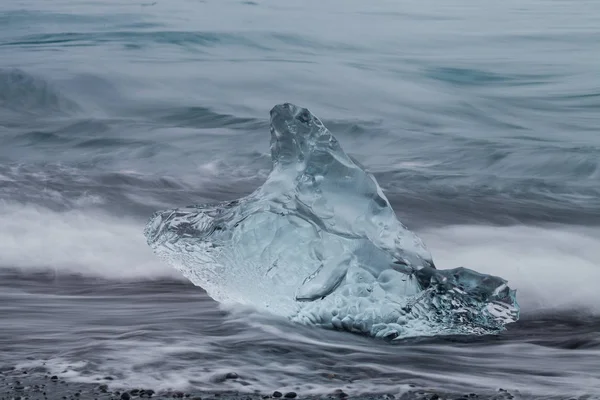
left=145, top=103, right=519, bottom=338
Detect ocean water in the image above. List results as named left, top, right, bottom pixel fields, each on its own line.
left=1, top=0, right=600, bottom=397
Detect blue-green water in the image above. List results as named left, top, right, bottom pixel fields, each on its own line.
left=1, top=0, right=599, bottom=397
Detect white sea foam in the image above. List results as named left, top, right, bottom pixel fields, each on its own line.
left=1, top=201, right=598, bottom=316
left=421, top=224, right=600, bottom=315
left=0, top=201, right=181, bottom=280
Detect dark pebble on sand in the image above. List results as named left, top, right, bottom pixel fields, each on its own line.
left=121, top=393, right=131, bottom=400
left=141, top=389, right=155, bottom=398
left=225, top=372, right=239, bottom=380
left=430, top=395, right=439, bottom=400
left=104, top=376, right=114, bottom=381
left=50, top=376, right=58, bottom=381
left=284, top=392, right=297, bottom=399
left=130, top=389, right=140, bottom=396
left=99, top=384, right=108, bottom=392
left=273, top=392, right=283, bottom=398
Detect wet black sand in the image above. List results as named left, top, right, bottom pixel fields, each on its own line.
left=1, top=366, right=595, bottom=400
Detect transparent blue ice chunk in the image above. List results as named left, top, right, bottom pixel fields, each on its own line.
left=145, top=103, right=519, bottom=339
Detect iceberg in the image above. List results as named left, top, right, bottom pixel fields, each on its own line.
left=145, top=103, right=519, bottom=339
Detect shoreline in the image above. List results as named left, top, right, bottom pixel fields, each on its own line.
left=0, top=366, right=581, bottom=400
